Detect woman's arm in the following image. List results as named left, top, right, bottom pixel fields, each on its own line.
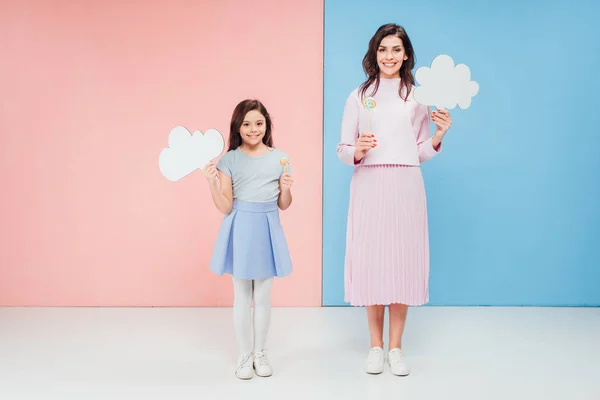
left=413, top=105, right=442, bottom=164
left=337, top=94, right=364, bottom=166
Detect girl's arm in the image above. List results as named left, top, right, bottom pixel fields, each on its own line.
left=278, top=188, right=292, bottom=210
left=203, top=161, right=233, bottom=215
left=278, top=171, right=293, bottom=210
left=209, top=171, right=233, bottom=215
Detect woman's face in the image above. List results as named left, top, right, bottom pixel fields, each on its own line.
left=377, top=35, right=408, bottom=79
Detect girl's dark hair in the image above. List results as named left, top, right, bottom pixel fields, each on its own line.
left=228, top=99, right=273, bottom=151
left=359, top=23, right=416, bottom=101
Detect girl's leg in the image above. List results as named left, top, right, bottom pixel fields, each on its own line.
left=232, top=277, right=253, bottom=356
left=252, top=278, right=273, bottom=353
left=388, top=303, right=408, bottom=349
left=251, top=278, right=274, bottom=377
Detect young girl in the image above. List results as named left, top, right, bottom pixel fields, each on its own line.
left=337, top=24, right=452, bottom=376
left=203, top=99, right=294, bottom=380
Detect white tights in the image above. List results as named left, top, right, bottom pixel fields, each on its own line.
left=232, top=277, right=273, bottom=356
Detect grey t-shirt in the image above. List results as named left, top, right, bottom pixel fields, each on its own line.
left=216, top=147, right=292, bottom=203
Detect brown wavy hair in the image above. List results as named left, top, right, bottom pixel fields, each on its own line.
left=359, top=23, right=416, bottom=102
left=228, top=99, right=274, bottom=151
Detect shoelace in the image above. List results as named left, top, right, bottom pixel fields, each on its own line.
left=388, top=350, right=404, bottom=365
left=236, top=353, right=253, bottom=373
left=367, top=349, right=383, bottom=364
left=254, top=351, right=270, bottom=367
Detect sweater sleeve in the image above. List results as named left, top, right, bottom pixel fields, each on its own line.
left=413, top=104, right=441, bottom=164
left=336, top=93, right=361, bottom=166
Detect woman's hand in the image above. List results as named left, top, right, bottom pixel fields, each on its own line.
left=354, top=132, right=377, bottom=162
left=432, top=109, right=452, bottom=137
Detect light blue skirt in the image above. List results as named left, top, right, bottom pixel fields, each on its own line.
left=209, top=200, right=293, bottom=280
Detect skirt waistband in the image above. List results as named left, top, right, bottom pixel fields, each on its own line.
left=232, top=199, right=278, bottom=213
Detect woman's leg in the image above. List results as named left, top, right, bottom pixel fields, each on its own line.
left=388, top=303, right=408, bottom=349
left=364, top=305, right=386, bottom=374
left=388, top=303, right=410, bottom=376
left=367, top=305, right=385, bottom=348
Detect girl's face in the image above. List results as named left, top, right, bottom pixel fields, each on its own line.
left=239, top=110, right=267, bottom=147
left=377, top=35, right=408, bottom=79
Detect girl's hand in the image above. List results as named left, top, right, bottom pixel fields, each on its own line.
left=203, top=162, right=218, bottom=187
left=432, top=109, right=452, bottom=137
left=279, top=171, right=293, bottom=192
left=354, top=132, right=377, bottom=161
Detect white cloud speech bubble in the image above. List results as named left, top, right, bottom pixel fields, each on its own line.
left=158, top=126, right=225, bottom=182
left=414, top=54, right=479, bottom=110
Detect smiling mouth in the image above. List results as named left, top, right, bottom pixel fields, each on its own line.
left=382, top=62, right=397, bottom=68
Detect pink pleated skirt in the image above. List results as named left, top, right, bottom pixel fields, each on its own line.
left=344, top=165, right=430, bottom=307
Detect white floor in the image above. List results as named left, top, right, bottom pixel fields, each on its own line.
left=0, top=306, right=599, bottom=400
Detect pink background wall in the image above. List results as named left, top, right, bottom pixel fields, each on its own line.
left=0, top=0, right=323, bottom=306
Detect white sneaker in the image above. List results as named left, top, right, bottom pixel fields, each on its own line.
left=388, top=348, right=410, bottom=376
left=365, top=347, right=385, bottom=374
left=235, top=353, right=254, bottom=380
left=253, top=351, right=273, bottom=377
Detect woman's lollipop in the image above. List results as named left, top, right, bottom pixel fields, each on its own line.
left=362, top=96, right=376, bottom=132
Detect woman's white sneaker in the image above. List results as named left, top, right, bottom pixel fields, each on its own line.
left=253, top=351, right=273, bottom=377
left=388, top=348, right=410, bottom=376
left=365, top=347, right=385, bottom=374
left=235, top=353, right=254, bottom=380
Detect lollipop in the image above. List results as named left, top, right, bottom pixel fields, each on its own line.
left=362, top=96, right=376, bottom=132
left=280, top=157, right=290, bottom=172
left=362, top=96, right=376, bottom=110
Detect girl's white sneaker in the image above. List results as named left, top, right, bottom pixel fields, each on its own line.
left=253, top=351, right=273, bottom=377
left=235, top=353, right=254, bottom=380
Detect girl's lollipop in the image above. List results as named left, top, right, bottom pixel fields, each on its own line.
left=362, top=96, right=376, bottom=132
left=280, top=157, right=290, bottom=172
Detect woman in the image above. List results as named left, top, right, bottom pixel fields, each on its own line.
left=337, top=23, right=452, bottom=376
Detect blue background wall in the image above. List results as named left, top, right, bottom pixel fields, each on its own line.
left=322, top=0, right=600, bottom=306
